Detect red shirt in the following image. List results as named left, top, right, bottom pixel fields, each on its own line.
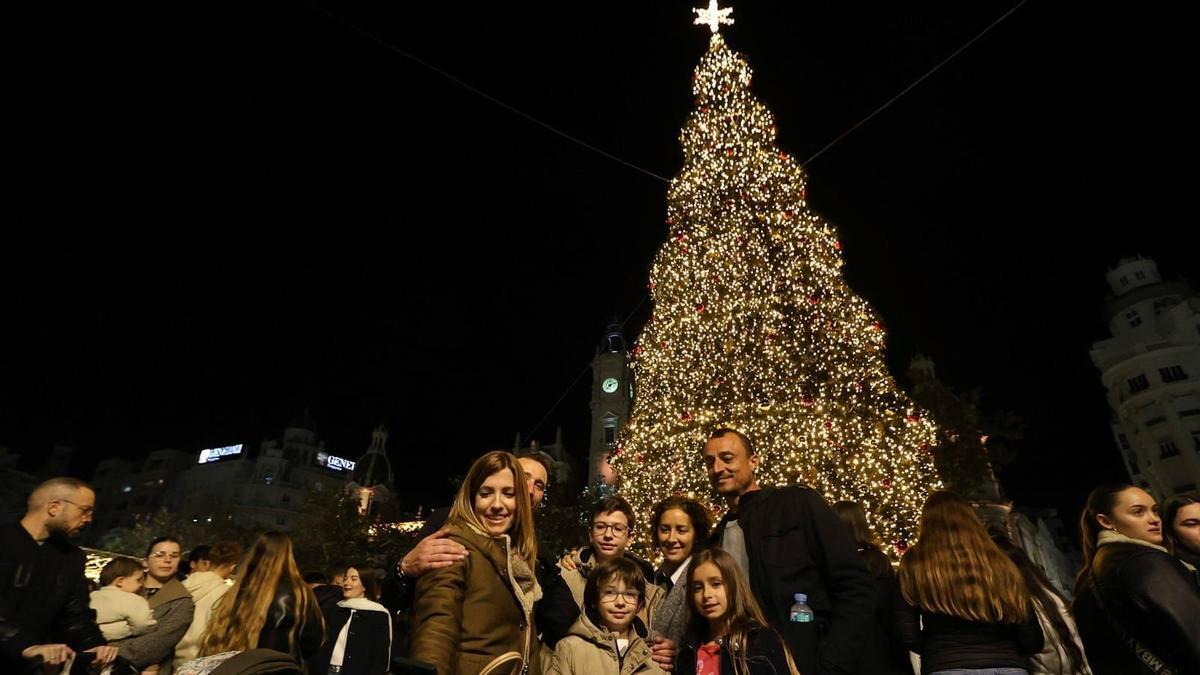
left=696, top=641, right=722, bottom=675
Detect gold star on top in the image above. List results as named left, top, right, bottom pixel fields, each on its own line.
left=693, top=0, right=734, bottom=34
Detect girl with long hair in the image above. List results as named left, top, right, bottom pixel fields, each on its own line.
left=1071, top=483, right=1200, bottom=675
left=199, top=531, right=324, bottom=667
left=1162, top=491, right=1200, bottom=570
left=895, top=491, right=1042, bottom=674
left=411, top=450, right=542, bottom=675
left=675, top=548, right=800, bottom=675
left=991, top=536, right=1091, bottom=675
left=832, top=500, right=910, bottom=675
left=647, top=495, right=711, bottom=647
left=310, top=565, right=391, bottom=675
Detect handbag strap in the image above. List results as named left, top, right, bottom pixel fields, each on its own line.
left=1088, top=584, right=1176, bottom=675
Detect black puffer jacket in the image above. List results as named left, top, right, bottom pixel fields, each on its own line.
left=0, top=523, right=105, bottom=673
left=1073, top=541, right=1200, bottom=675
left=710, top=486, right=875, bottom=675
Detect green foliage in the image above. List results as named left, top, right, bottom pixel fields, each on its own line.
left=290, top=487, right=419, bottom=573
left=95, top=507, right=257, bottom=557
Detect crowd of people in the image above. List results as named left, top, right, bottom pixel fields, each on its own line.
left=3, top=427, right=1199, bottom=675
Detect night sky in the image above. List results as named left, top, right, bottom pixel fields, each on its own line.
left=9, top=1, right=1197, bottom=520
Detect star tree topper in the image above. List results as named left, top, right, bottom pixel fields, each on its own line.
left=693, top=0, right=734, bottom=34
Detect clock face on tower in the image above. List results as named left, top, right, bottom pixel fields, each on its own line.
left=601, top=377, right=619, bottom=394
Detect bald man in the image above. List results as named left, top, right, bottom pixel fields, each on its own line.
left=1, top=477, right=118, bottom=673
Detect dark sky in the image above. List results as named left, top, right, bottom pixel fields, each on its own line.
left=9, top=1, right=1197, bottom=518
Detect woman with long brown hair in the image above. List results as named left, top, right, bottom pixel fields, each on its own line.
left=895, top=491, right=1042, bottom=674
left=833, top=500, right=910, bottom=675
left=1071, top=483, right=1200, bottom=675
left=198, top=531, right=324, bottom=668
left=992, top=536, right=1091, bottom=675
left=1162, top=490, right=1200, bottom=570
left=411, top=450, right=541, bottom=675
left=675, top=547, right=800, bottom=675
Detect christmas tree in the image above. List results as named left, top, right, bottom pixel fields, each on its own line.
left=613, top=4, right=942, bottom=557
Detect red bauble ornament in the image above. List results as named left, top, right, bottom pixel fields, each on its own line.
left=647, top=281, right=656, bottom=290
left=725, top=148, right=735, bottom=157
left=808, top=295, right=819, bottom=305
left=823, top=420, right=833, bottom=430
left=695, top=303, right=706, bottom=313
left=802, top=395, right=814, bottom=406
left=633, top=345, right=644, bottom=356
left=833, top=240, right=843, bottom=251
left=906, top=413, right=920, bottom=423
left=919, top=443, right=931, bottom=455
left=882, top=479, right=892, bottom=489
left=895, top=540, right=909, bottom=554
left=681, top=410, right=693, bottom=422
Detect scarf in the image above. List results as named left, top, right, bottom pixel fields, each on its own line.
left=1098, top=529, right=1197, bottom=572
left=330, top=597, right=392, bottom=667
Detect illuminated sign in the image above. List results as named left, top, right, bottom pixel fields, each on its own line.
left=316, top=452, right=356, bottom=472
left=198, top=444, right=243, bottom=464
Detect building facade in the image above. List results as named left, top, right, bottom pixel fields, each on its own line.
left=1089, top=256, right=1200, bottom=500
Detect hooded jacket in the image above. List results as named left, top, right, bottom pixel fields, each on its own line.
left=548, top=611, right=664, bottom=675
left=410, top=521, right=542, bottom=675
left=173, top=571, right=232, bottom=670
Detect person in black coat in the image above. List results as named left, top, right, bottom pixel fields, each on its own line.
left=894, top=492, right=1043, bottom=674
left=1072, top=483, right=1200, bottom=675
left=1, top=478, right=117, bottom=674
left=704, top=429, right=875, bottom=675
left=832, top=500, right=911, bottom=675
left=311, top=566, right=391, bottom=675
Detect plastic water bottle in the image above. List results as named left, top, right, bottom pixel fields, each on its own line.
left=789, top=593, right=814, bottom=623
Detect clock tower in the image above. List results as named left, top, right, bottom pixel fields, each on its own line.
left=589, top=322, right=633, bottom=488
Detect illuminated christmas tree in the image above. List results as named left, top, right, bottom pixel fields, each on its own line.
left=614, top=3, right=942, bottom=557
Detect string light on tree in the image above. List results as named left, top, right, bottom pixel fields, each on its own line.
left=613, top=3, right=942, bottom=558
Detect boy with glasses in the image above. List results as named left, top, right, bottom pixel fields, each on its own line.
left=549, top=557, right=665, bottom=674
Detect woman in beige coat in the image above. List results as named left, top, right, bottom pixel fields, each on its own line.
left=411, top=451, right=542, bottom=675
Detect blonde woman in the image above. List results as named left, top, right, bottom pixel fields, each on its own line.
left=198, top=532, right=324, bottom=668
left=896, top=492, right=1043, bottom=674
left=411, top=450, right=541, bottom=675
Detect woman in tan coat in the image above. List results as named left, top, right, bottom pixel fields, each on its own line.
left=411, top=451, right=542, bottom=675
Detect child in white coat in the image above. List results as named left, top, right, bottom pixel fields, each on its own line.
left=90, top=557, right=158, bottom=641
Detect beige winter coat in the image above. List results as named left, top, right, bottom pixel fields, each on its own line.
left=172, top=571, right=231, bottom=670
left=548, top=612, right=665, bottom=675
left=557, top=550, right=665, bottom=630
left=89, top=586, right=157, bottom=641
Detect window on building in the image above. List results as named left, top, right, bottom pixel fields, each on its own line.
left=282, top=494, right=291, bottom=504
left=1159, top=365, right=1187, bottom=382
left=1192, top=430, right=1200, bottom=452
left=1180, top=408, right=1200, bottom=418
left=1120, top=277, right=1130, bottom=287
left=1135, top=270, right=1146, bottom=280
left=1117, top=433, right=1131, bottom=450
left=1176, top=483, right=1197, bottom=493
left=1159, top=440, right=1180, bottom=459
left=1128, top=374, right=1149, bottom=394
left=604, top=425, right=616, bottom=445
left=264, top=474, right=274, bottom=485
left=1145, top=416, right=1167, bottom=427
left=1126, top=452, right=1140, bottom=474
left=276, top=516, right=286, bottom=526
left=1125, top=310, right=1142, bottom=328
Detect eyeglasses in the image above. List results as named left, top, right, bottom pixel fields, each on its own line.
left=55, top=499, right=94, bottom=515
left=600, top=589, right=641, bottom=604
left=149, top=551, right=181, bottom=561
left=592, top=522, right=629, bottom=537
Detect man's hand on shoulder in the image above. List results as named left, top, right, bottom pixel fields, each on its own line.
left=399, top=528, right=468, bottom=578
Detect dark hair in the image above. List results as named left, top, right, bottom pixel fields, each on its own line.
left=650, top=496, right=711, bottom=546
left=303, top=571, right=328, bottom=585
left=1074, top=483, right=1137, bottom=597
left=326, top=564, right=348, bottom=581
left=515, top=450, right=554, bottom=486
left=146, top=535, right=182, bottom=558
left=708, top=428, right=756, bottom=456
left=1163, top=491, right=1200, bottom=556
left=208, top=541, right=242, bottom=567
left=345, top=565, right=381, bottom=601
left=100, top=557, right=144, bottom=587
left=583, top=557, right=647, bottom=615
left=590, top=495, right=636, bottom=531
left=832, top=501, right=891, bottom=576
left=993, top=535, right=1086, bottom=674
left=186, top=545, right=212, bottom=567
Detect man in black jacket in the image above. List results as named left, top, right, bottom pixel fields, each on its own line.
left=705, top=429, right=875, bottom=675
left=1, top=477, right=118, bottom=674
